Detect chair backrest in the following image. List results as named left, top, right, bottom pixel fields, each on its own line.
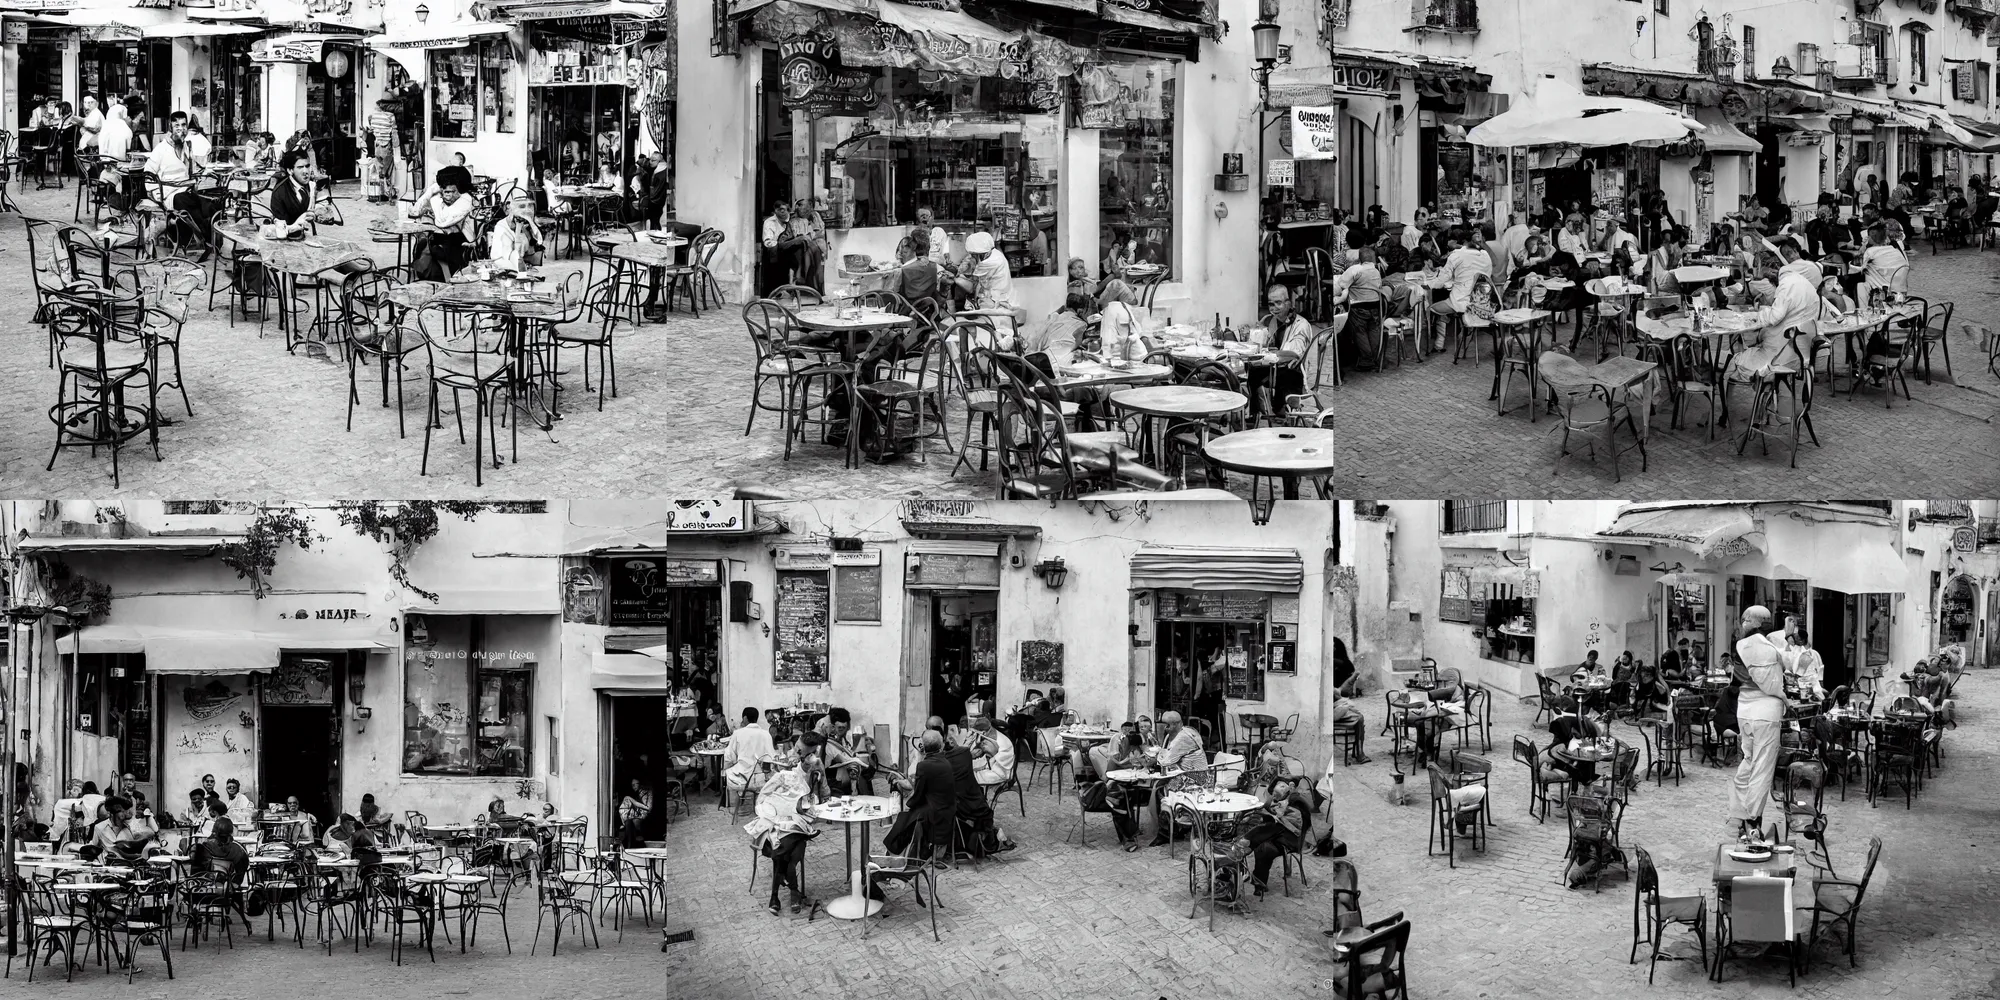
left=1177, top=359, right=1242, bottom=394
left=1425, top=764, right=1454, bottom=801
left=1633, top=843, right=1660, bottom=898
left=1854, top=835, right=1884, bottom=900
left=691, top=228, right=725, bottom=269
left=769, top=283, right=821, bottom=309
left=1729, top=876, right=1795, bottom=944
left=1511, top=734, right=1538, bottom=769
left=1450, top=751, right=1493, bottom=777
left=742, top=298, right=798, bottom=359
left=1337, top=918, right=1411, bottom=992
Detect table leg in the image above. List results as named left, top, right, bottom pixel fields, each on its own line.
left=1281, top=475, right=1301, bottom=500
left=823, top=820, right=882, bottom=919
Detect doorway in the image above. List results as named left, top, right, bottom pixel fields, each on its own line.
left=1152, top=617, right=1264, bottom=746
left=259, top=706, right=338, bottom=827
left=529, top=84, right=631, bottom=187
left=307, top=44, right=360, bottom=181
left=1754, top=126, right=1783, bottom=211
left=1811, top=588, right=1850, bottom=691
left=604, top=694, right=669, bottom=841
left=929, top=593, right=997, bottom=724
left=1938, top=576, right=1977, bottom=650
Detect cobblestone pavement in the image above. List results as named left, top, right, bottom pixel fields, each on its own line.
left=4, top=181, right=1996, bottom=496
left=626, top=673, right=1996, bottom=1000
left=0, top=678, right=1987, bottom=1000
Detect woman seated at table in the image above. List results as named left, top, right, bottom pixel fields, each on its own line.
left=410, top=164, right=477, bottom=280
left=1506, top=231, right=1555, bottom=297
left=281, top=796, right=320, bottom=842
left=746, top=734, right=826, bottom=915
left=245, top=132, right=278, bottom=173
left=1095, top=278, right=1151, bottom=361
left=191, top=816, right=250, bottom=879
left=1817, top=276, right=1858, bottom=316
left=487, top=191, right=546, bottom=271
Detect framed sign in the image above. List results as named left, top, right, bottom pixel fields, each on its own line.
left=264, top=654, right=335, bottom=705
left=1019, top=640, right=1064, bottom=684
left=773, top=571, right=830, bottom=683
left=1291, top=106, right=1339, bottom=161
left=833, top=564, right=881, bottom=623
left=607, top=558, right=719, bottom=626
left=1266, top=640, right=1297, bottom=674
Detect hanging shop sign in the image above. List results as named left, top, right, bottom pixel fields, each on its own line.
left=1325, top=61, right=1394, bottom=95
left=6, top=0, right=78, bottom=9
left=778, top=31, right=879, bottom=118
left=666, top=500, right=750, bottom=533
left=1266, top=157, right=1294, bottom=187
left=202, top=0, right=265, bottom=18
left=1, top=21, right=26, bottom=43
left=1075, top=64, right=1135, bottom=129
left=1292, top=106, right=1340, bottom=160
left=82, top=24, right=145, bottom=42
left=253, top=37, right=325, bottom=63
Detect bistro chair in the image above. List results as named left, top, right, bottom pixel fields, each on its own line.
left=338, top=270, right=422, bottom=438
left=1492, top=309, right=1548, bottom=419
left=1425, top=764, right=1484, bottom=867
left=1562, top=794, right=1627, bottom=892
left=418, top=303, right=518, bottom=487
left=1510, top=736, right=1562, bottom=822
left=946, top=320, right=1006, bottom=477
left=1910, top=299, right=1954, bottom=384
left=854, top=329, right=951, bottom=464
left=46, top=290, right=160, bottom=489
left=363, top=869, right=436, bottom=965
left=1734, top=329, right=1822, bottom=469
left=551, top=282, right=629, bottom=413
left=1804, top=835, right=1882, bottom=971
left=531, top=876, right=600, bottom=956
left=864, top=821, right=943, bottom=942
left=768, top=284, right=822, bottom=310
left=1539, top=352, right=1646, bottom=482
left=7, top=876, right=85, bottom=981
left=1714, top=876, right=1799, bottom=986
left=1629, top=845, right=1706, bottom=984
left=659, top=227, right=726, bottom=316
left=1323, top=916, right=1411, bottom=1000
left=1849, top=312, right=1915, bottom=408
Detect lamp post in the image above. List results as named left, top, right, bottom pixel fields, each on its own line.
left=1252, top=15, right=1281, bottom=285
left=3, top=604, right=66, bottom=957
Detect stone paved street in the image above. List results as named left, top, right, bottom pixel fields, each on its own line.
left=5, top=181, right=1996, bottom=496
left=625, top=674, right=1996, bottom=1000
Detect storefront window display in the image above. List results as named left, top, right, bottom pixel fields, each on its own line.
left=208, top=36, right=265, bottom=147
left=431, top=43, right=486, bottom=142
left=402, top=614, right=533, bottom=776
left=528, top=27, right=653, bottom=192
left=1093, top=60, right=1176, bottom=273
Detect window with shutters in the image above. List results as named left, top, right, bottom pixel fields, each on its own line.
left=1743, top=26, right=1757, bottom=80
left=1905, top=25, right=1928, bottom=86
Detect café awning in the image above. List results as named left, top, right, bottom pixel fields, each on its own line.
left=369, top=20, right=512, bottom=76
left=1801, top=543, right=1907, bottom=595
left=1690, top=107, right=1760, bottom=153
left=1597, top=504, right=1766, bottom=563
left=590, top=652, right=669, bottom=690
left=1128, top=546, right=1303, bottom=592
left=58, top=626, right=387, bottom=674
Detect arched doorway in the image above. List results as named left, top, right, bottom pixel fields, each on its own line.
left=1936, top=574, right=1978, bottom=653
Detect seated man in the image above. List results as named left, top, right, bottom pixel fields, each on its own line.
left=883, top=731, right=954, bottom=859
left=141, top=111, right=221, bottom=250
left=942, top=731, right=1015, bottom=855
left=965, top=712, right=1015, bottom=787
left=1247, top=283, right=1313, bottom=411
left=85, top=795, right=158, bottom=864
left=410, top=164, right=477, bottom=280
left=1327, top=690, right=1370, bottom=764
left=815, top=708, right=876, bottom=795
left=722, top=706, right=777, bottom=794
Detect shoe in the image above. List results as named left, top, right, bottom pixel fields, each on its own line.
left=1353, top=755, right=1373, bottom=765
left=767, top=898, right=782, bottom=916
left=996, top=840, right=1017, bottom=853
left=1123, top=841, right=1142, bottom=853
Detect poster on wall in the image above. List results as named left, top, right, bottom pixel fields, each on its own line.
left=1266, top=640, right=1297, bottom=674
left=263, top=655, right=335, bottom=705
left=1440, top=568, right=1471, bottom=623
left=1266, top=157, right=1294, bottom=187
left=777, top=31, right=879, bottom=118
left=1019, top=640, right=1063, bottom=684
left=1291, top=106, right=1339, bottom=161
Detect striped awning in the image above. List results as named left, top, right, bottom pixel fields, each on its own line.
left=1128, top=546, right=1303, bottom=592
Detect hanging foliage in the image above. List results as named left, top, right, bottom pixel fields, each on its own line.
left=334, top=501, right=486, bottom=604
left=217, top=507, right=326, bottom=599
left=40, top=561, right=113, bottom=623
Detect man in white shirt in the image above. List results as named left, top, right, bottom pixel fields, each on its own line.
left=722, top=707, right=777, bottom=792
left=1329, top=247, right=1384, bottom=306
left=1248, top=283, right=1313, bottom=411
left=956, top=231, right=1016, bottom=310
left=1729, top=606, right=1792, bottom=841
left=142, top=111, right=221, bottom=246
left=966, top=712, right=1015, bottom=786
left=77, top=96, right=104, bottom=153
left=1437, top=229, right=1494, bottom=315
left=224, top=778, right=256, bottom=829
left=1859, top=225, right=1910, bottom=301
left=914, top=205, right=950, bottom=265
left=1732, top=252, right=1822, bottom=379
left=759, top=201, right=804, bottom=293
left=1145, top=711, right=1208, bottom=847
left=1555, top=213, right=1591, bottom=257
left=1597, top=216, right=1639, bottom=255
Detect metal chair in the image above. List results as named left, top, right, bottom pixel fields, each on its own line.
left=1629, top=844, right=1707, bottom=984
left=418, top=304, right=518, bottom=487
left=1538, top=352, right=1647, bottom=482
left=1910, top=299, right=1955, bottom=384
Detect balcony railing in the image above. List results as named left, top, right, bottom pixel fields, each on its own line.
left=1442, top=500, right=1507, bottom=534
left=1409, top=0, right=1478, bottom=32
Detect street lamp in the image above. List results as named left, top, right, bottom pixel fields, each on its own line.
left=3, top=605, right=67, bottom=959
left=1252, top=16, right=1281, bottom=284
left=414, top=3, right=430, bottom=22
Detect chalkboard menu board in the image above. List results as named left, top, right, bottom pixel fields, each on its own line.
left=834, top=564, right=881, bottom=622
left=1157, top=591, right=1269, bottom=620
left=608, top=558, right=719, bottom=626
left=1020, top=640, right=1063, bottom=683
left=124, top=709, right=151, bottom=782
left=774, top=571, right=830, bottom=683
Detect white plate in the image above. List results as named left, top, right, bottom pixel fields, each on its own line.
left=1728, top=848, right=1773, bottom=863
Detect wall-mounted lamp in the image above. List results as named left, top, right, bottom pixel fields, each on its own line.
left=348, top=664, right=367, bottom=722
left=1769, top=56, right=1797, bottom=80
left=414, top=3, right=429, bottom=22
left=1031, top=557, right=1068, bottom=590
left=1250, top=496, right=1276, bottom=526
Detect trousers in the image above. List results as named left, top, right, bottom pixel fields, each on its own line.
left=1729, top=717, right=1782, bottom=823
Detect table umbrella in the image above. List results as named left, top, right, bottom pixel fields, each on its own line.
left=1468, top=76, right=1702, bottom=148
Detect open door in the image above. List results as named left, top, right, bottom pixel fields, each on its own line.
left=898, top=591, right=934, bottom=771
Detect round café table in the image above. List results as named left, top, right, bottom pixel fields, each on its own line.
left=793, top=305, right=914, bottom=366
left=1203, top=427, right=1337, bottom=500
left=1238, top=712, right=1280, bottom=761
left=609, top=236, right=693, bottom=319
left=1111, top=385, right=1247, bottom=466
left=807, top=796, right=902, bottom=920
left=215, top=220, right=371, bottom=351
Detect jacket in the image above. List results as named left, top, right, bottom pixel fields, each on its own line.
left=941, top=745, right=992, bottom=822
left=903, top=754, right=957, bottom=836
left=270, top=177, right=315, bottom=227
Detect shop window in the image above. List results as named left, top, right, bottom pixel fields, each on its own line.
left=1664, top=583, right=1710, bottom=670
left=1478, top=585, right=1535, bottom=663
left=821, top=69, right=1061, bottom=278
left=1096, top=61, right=1177, bottom=275
left=1441, top=499, right=1506, bottom=533
left=431, top=41, right=510, bottom=141
left=402, top=615, right=533, bottom=776
left=76, top=656, right=107, bottom=735
left=1742, top=27, right=1756, bottom=81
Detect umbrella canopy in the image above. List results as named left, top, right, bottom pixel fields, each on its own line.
left=1468, top=76, right=1702, bottom=148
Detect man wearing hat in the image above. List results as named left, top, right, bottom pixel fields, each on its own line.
left=1729, top=605, right=1793, bottom=841
left=952, top=231, right=1016, bottom=311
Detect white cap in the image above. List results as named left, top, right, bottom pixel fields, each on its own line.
left=965, top=232, right=995, bottom=255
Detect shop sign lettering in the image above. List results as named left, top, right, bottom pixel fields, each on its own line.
left=1325, top=62, right=1392, bottom=95
left=82, top=24, right=145, bottom=42
left=202, top=0, right=264, bottom=18
left=903, top=499, right=977, bottom=520
left=1292, top=106, right=1339, bottom=161
left=666, top=499, right=750, bottom=533
left=252, top=38, right=324, bottom=63
left=779, top=32, right=879, bottom=118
